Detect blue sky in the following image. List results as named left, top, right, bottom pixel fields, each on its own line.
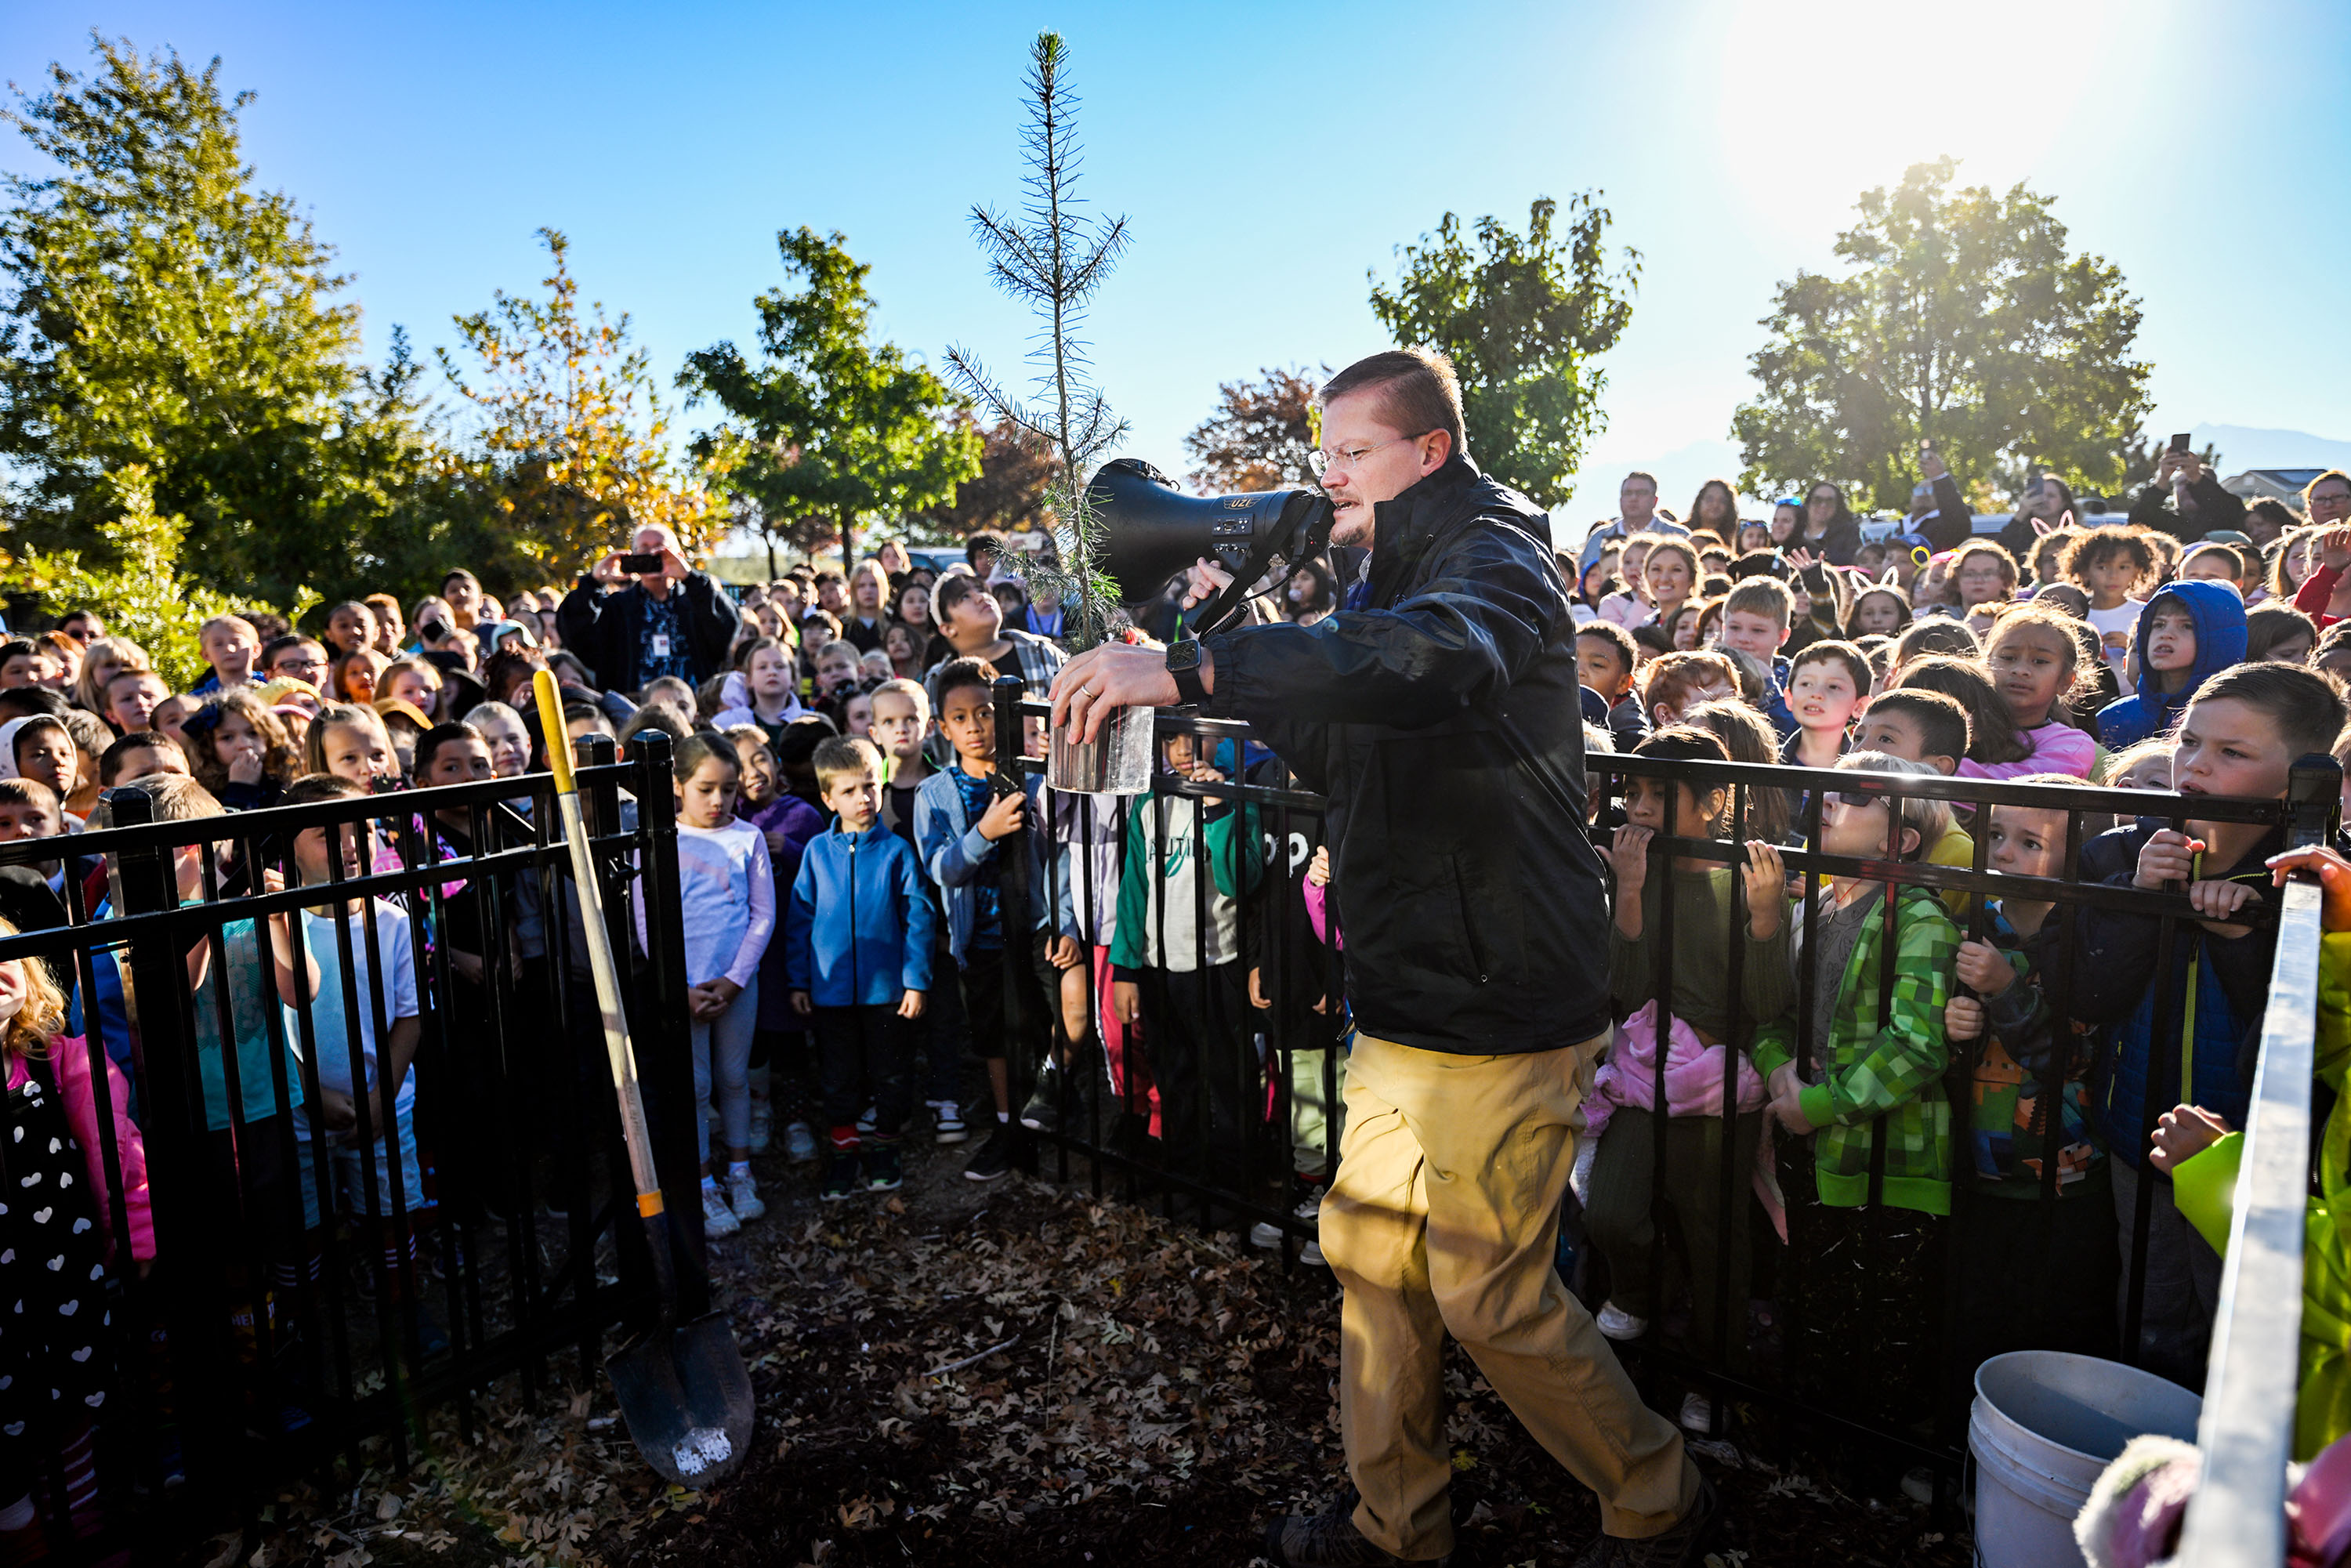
left=7, top=0, right=2349, bottom=525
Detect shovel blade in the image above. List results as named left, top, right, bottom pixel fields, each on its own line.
left=607, top=1312, right=755, bottom=1488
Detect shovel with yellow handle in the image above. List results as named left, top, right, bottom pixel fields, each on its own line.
left=532, top=668, right=753, bottom=1488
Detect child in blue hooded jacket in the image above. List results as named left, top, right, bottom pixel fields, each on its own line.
left=788, top=735, right=936, bottom=1198
left=2096, top=579, right=2248, bottom=748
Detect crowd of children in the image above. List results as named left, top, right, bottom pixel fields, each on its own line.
left=9, top=465, right=2351, bottom=1548
left=1556, top=467, right=2351, bottom=1472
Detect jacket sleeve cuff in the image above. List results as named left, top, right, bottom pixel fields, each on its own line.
left=1799, top=1080, right=1836, bottom=1128
left=1112, top=965, right=1142, bottom=984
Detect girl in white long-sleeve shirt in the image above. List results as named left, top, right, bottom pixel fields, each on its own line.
left=667, top=733, right=777, bottom=1237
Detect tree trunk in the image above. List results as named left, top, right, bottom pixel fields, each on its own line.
left=839, top=512, right=855, bottom=575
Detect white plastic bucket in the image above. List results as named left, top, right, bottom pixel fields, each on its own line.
left=1969, top=1350, right=2202, bottom=1568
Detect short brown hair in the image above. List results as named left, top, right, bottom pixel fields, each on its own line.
left=1722, top=576, right=1795, bottom=630
left=1319, top=348, right=1467, bottom=462
left=1639, top=650, right=1737, bottom=721
left=1788, top=639, right=1871, bottom=694
left=813, top=735, right=884, bottom=794
left=118, top=772, right=223, bottom=824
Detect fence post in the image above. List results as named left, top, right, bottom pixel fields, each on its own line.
left=108, top=790, right=242, bottom=1486
left=992, top=676, right=1036, bottom=1172
left=627, top=730, right=711, bottom=1316
left=2174, top=753, right=2340, bottom=1568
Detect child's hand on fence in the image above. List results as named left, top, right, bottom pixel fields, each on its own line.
left=1954, top=938, right=2016, bottom=996
left=1946, top=994, right=1985, bottom=1041
left=1046, top=936, right=1082, bottom=969
left=1307, top=846, right=1331, bottom=887
left=2269, top=845, right=2351, bottom=931
left=2150, top=1103, right=2233, bottom=1173
left=790, top=989, right=813, bottom=1017
left=1248, top=966, right=1269, bottom=1010
left=2187, top=878, right=2254, bottom=922
left=897, top=988, right=926, bottom=1019
left=1112, top=980, right=1141, bottom=1024
left=2134, top=828, right=2202, bottom=890
left=1609, top=824, right=1654, bottom=893
left=977, top=789, right=1026, bottom=841
left=1770, top=1085, right=1821, bottom=1135
left=1742, top=842, right=1784, bottom=940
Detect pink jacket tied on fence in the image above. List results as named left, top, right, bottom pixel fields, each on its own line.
left=1583, top=1001, right=1765, bottom=1138
left=8, top=1034, right=154, bottom=1263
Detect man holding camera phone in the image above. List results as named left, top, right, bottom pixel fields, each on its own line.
left=1053, top=349, right=1708, bottom=1568
left=2128, top=433, right=2248, bottom=545
left=556, top=523, right=741, bottom=696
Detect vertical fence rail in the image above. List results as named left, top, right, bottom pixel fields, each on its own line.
left=2175, top=755, right=2338, bottom=1566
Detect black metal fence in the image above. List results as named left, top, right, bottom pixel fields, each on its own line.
left=998, top=685, right=2335, bottom=1480
left=0, top=734, right=706, bottom=1560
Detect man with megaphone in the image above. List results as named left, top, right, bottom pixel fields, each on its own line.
left=1052, top=349, right=1712, bottom=1568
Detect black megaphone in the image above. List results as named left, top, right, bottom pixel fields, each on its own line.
left=1087, top=459, right=1333, bottom=635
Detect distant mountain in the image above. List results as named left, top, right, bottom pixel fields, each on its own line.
left=2190, top=424, right=2351, bottom=476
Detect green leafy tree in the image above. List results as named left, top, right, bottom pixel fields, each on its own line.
left=0, top=37, right=510, bottom=613
left=1367, top=196, right=1638, bottom=505
left=0, top=466, right=310, bottom=688
left=680, top=227, right=980, bottom=574
left=1184, top=366, right=1324, bottom=494
left=945, top=30, right=1132, bottom=643
left=1732, top=157, right=2152, bottom=512
left=442, top=228, right=729, bottom=576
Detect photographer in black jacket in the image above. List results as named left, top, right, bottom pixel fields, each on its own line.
left=1053, top=349, right=1707, bottom=1568
left=556, top=523, right=741, bottom=695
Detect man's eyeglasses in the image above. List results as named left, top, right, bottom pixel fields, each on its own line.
left=1307, top=432, right=1435, bottom=480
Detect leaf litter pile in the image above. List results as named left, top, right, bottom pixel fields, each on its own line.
left=240, top=1146, right=1975, bottom=1567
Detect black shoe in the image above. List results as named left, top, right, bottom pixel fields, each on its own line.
left=1019, top=1065, right=1062, bottom=1132
left=1569, top=1472, right=1718, bottom=1568
left=820, top=1153, right=861, bottom=1201
left=964, top=1121, right=1014, bottom=1182
left=1264, top=1492, right=1448, bottom=1567
left=864, top=1143, right=904, bottom=1193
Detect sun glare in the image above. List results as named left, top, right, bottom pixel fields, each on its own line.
left=1717, top=0, right=2121, bottom=234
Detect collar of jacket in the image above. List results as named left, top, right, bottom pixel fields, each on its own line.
left=1364, top=454, right=1486, bottom=599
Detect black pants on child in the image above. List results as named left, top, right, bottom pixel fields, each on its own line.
left=958, top=938, right=1061, bottom=1074
left=1952, top=1176, right=2119, bottom=1399
left=1585, top=1106, right=1762, bottom=1374
left=1140, top=961, right=1253, bottom=1189
left=816, top=1005, right=913, bottom=1139
left=1783, top=1157, right=1943, bottom=1433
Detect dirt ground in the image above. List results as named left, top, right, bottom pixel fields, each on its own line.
left=234, top=1135, right=1972, bottom=1568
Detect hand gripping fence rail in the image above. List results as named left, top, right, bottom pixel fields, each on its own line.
left=999, top=686, right=2331, bottom=1544
left=0, top=733, right=708, bottom=1559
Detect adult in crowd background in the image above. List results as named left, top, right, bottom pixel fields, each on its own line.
left=2129, top=444, right=2250, bottom=545
left=557, top=523, right=741, bottom=695
left=1793, top=480, right=1864, bottom=565
left=1052, top=346, right=1708, bottom=1568
left=1578, top=470, right=1688, bottom=572
left=1909, top=446, right=1976, bottom=552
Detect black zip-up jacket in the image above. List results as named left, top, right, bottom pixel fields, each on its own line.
left=1201, top=455, right=1610, bottom=1056
left=556, top=570, right=741, bottom=694
left=2127, top=472, right=2248, bottom=546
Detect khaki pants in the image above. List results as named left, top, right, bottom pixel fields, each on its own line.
left=1322, top=1032, right=1698, bottom=1559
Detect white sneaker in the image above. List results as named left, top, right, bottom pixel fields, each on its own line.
left=725, top=1169, right=766, bottom=1223
left=1595, top=1302, right=1648, bottom=1341
left=1679, top=1392, right=1713, bottom=1434
left=700, top=1182, right=740, bottom=1238
left=1248, top=1221, right=1284, bottom=1250
left=1299, top=1237, right=1326, bottom=1267
left=932, top=1100, right=969, bottom=1145
left=748, top=1102, right=773, bottom=1155
left=783, top=1121, right=819, bottom=1164
left=856, top=1104, right=877, bottom=1135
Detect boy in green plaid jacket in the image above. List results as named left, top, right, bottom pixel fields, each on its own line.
left=1751, top=753, right=1962, bottom=1432
left=1751, top=876, right=1959, bottom=1216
